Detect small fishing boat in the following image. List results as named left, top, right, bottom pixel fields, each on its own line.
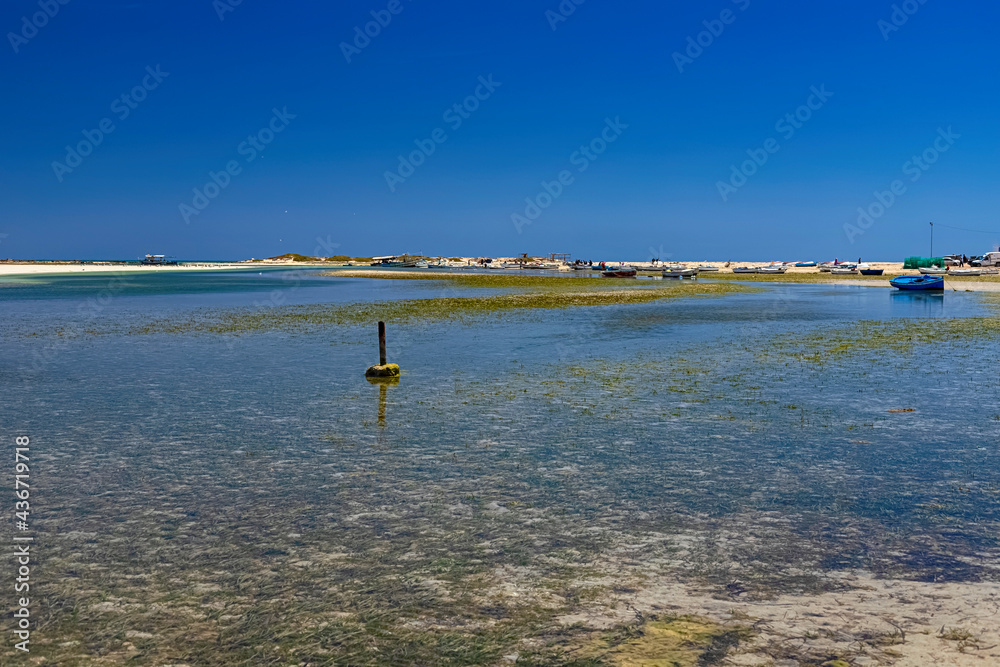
left=662, top=266, right=699, bottom=278
left=732, top=266, right=758, bottom=274
left=818, top=261, right=851, bottom=273
left=140, top=254, right=178, bottom=265
left=758, top=265, right=787, bottom=274
left=794, top=261, right=817, bottom=267
left=373, top=255, right=420, bottom=268
left=602, top=266, right=637, bottom=278
left=830, top=267, right=859, bottom=275
left=950, top=268, right=982, bottom=276
left=696, top=264, right=720, bottom=272
left=918, top=266, right=947, bottom=275
left=859, top=266, right=884, bottom=276
left=890, top=275, right=944, bottom=290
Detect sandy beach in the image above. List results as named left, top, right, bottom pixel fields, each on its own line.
left=0, top=261, right=251, bottom=276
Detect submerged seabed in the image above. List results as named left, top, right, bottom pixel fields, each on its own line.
left=2, top=273, right=1000, bottom=665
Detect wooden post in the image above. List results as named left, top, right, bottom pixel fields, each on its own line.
left=378, top=321, right=387, bottom=366
left=365, top=321, right=398, bottom=378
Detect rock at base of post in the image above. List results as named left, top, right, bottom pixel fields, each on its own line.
left=365, top=363, right=400, bottom=378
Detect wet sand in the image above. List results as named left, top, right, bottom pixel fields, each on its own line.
left=556, top=572, right=1000, bottom=666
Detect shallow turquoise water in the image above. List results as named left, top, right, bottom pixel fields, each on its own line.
left=1, top=270, right=998, bottom=659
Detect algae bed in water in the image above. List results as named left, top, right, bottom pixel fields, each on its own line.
left=2, top=273, right=1000, bottom=664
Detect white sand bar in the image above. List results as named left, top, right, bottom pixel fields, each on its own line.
left=0, top=262, right=257, bottom=276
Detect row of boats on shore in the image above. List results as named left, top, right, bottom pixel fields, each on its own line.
left=598, top=260, right=884, bottom=278
left=368, top=256, right=996, bottom=288
left=600, top=265, right=953, bottom=292
left=600, top=264, right=720, bottom=278
left=597, top=260, right=988, bottom=292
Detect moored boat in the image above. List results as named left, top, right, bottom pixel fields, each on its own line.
left=662, top=266, right=699, bottom=278
left=890, top=275, right=944, bottom=290
left=830, top=267, right=859, bottom=275
left=602, top=266, right=637, bottom=278
left=372, top=255, right=420, bottom=268
left=794, top=261, right=817, bottom=267
left=731, top=266, right=758, bottom=274
left=758, top=265, right=787, bottom=274
left=859, top=266, right=884, bottom=275
left=950, top=268, right=982, bottom=276
left=140, top=254, right=178, bottom=265
left=918, top=266, right=947, bottom=275
left=696, top=264, right=720, bottom=272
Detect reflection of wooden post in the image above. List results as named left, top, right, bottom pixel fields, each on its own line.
left=378, top=321, right=387, bottom=366
left=378, top=384, right=387, bottom=426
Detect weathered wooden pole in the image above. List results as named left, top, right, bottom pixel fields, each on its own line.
left=365, top=320, right=399, bottom=378
left=378, top=321, right=387, bottom=366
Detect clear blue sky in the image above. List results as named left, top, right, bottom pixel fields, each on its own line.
left=1, top=0, right=997, bottom=260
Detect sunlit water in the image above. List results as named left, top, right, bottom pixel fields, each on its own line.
left=2, top=268, right=998, bottom=660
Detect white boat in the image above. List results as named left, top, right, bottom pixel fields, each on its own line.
left=696, top=264, right=720, bottom=272
left=758, top=266, right=787, bottom=274
left=830, top=267, right=859, bottom=275
left=732, top=266, right=758, bottom=274
left=662, top=266, right=699, bottom=278
left=950, top=268, right=982, bottom=276
left=918, top=266, right=948, bottom=275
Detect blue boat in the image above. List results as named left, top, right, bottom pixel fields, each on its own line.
left=890, top=275, right=944, bottom=290
left=794, top=261, right=817, bottom=267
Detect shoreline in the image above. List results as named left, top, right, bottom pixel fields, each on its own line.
left=4, top=261, right=1000, bottom=291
